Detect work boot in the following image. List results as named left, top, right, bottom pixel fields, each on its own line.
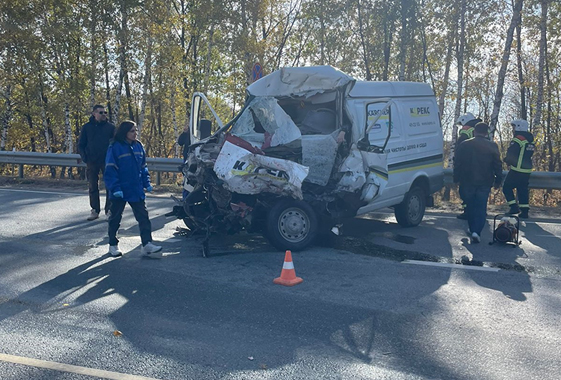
left=87, top=209, right=99, bottom=221
left=507, top=204, right=520, bottom=215
left=519, top=208, right=529, bottom=219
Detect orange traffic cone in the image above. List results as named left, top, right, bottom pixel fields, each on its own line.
left=273, top=250, right=303, bottom=286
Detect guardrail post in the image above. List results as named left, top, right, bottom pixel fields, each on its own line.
left=156, top=172, right=161, bottom=186
left=19, top=164, right=24, bottom=178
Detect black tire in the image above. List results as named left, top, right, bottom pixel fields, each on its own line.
left=266, top=199, right=318, bottom=251
left=394, top=186, right=426, bottom=227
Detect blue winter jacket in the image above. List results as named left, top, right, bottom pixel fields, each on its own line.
left=104, top=140, right=151, bottom=202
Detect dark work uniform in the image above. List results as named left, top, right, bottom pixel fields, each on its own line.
left=454, top=135, right=503, bottom=236
left=454, top=124, right=476, bottom=213
left=177, top=130, right=191, bottom=200
left=503, top=130, right=534, bottom=217
left=78, top=116, right=116, bottom=214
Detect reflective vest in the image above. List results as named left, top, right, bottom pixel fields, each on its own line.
left=505, top=133, right=534, bottom=173
left=456, top=126, right=474, bottom=147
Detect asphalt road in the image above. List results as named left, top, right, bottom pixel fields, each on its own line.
left=1, top=186, right=560, bottom=379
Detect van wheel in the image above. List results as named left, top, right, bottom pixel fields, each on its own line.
left=394, top=186, right=426, bottom=227
left=266, top=199, right=318, bottom=251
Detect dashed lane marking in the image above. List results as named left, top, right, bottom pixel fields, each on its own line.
left=0, top=353, right=161, bottom=380
left=402, top=259, right=500, bottom=272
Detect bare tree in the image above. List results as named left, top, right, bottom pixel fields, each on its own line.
left=489, top=0, right=524, bottom=138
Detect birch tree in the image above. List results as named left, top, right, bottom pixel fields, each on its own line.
left=489, top=0, right=524, bottom=138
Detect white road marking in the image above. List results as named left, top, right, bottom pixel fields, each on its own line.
left=0, top=188, right=83, bottom=197
left=0, top=352, right=161, bottom=380
left=402, top=259, right=500, bottom=272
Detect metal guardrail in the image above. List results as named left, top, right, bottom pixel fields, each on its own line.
left=0, top=151, right=184, bottom=185
left=442, top=168, right=561, bottom=190
left=0, top=151, right=559, bottom=190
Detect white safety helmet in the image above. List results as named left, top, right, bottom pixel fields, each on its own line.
left=511, top=119, right=529, bottom=132
left=456, top=113, right=476, bottom=125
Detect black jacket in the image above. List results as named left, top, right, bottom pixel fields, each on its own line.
left=504, top=131, right=534, bottom=173
left=454, top=136, right=503, bottom=187
left=78, top=116, right=115, bottom=164
left=177, top=131, right=191, bottom=162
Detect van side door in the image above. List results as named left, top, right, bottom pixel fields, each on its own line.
left=190, top=93, right=224, bottom=143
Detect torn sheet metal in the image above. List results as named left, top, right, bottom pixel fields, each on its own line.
left=301, top=132, right=339, bottom=186
left=246, top=66, right=356, bottom=98
left=336, top=147, right=366, bottom=192
left=213, top=140, right=309, bottom=199
left=230, top=97, right=301, bottom=149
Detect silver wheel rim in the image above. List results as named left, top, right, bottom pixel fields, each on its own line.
left=408, top=194, right=421, bottom=221
left=278, top=207, right=309, bottom=243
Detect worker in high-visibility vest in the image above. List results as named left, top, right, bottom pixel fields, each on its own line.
left=455, top=113, right=482, bottom=219
left=503, top=119, right=535, bottom=219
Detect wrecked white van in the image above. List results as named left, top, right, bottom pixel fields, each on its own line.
left=173, top=66, right=443, bottom=254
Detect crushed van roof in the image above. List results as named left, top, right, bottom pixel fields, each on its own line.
left=247, top=65, right=355, bottom=98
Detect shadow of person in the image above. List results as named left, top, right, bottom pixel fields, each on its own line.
left=460, top=237, right=532, bottom=301
left=517, top=216, right=561, bottom=264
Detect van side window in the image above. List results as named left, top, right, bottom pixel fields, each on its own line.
left=365, top=102, right=397, bottom=146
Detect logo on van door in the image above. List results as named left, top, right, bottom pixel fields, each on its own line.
left=410, top=107, right=431, bottom=117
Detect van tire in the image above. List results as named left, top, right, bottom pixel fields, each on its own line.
left=266, top=199, right=318, bottom=251
left=394, top=186, right=426, bottom=227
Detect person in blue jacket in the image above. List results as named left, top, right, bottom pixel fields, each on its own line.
left=104, top=120, right=162, bottom=257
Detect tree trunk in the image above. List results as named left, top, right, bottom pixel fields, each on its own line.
left=532, top=0, right=547, bottom=130
left=89, top=0, right=97, bottom=109
left=489, top=0, right=524, bottom=138
left=515, top=12, right=527, bottom=120
left=398, top=0, right=409, bottom=81
left=103, top=42, right=113, bottom=123
left=382, top=2, right=394, bottom=81
left=448, top=0, right=466, bottom=168
left=38, top=86, right=52, bottom=153
left=171, top=85, right=180, bottom=158
left=357, top=0, right=372, bottom=81
left=1, top=85, right=12, bottom=151
left=124, top=70, right=134, bottom=120
left=113, top=0, right=129, bottom=125
left=203, top=26, right=215, bottom=93
left=138, top=36, right=152, bottom=140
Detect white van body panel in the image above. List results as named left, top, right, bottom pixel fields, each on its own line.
left=346, top=81, right=444, bottom=215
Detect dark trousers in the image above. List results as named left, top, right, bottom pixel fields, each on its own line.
left=460, top=185, right=491, bottom=236
left=458, top=184, right=467, bottom=210
left=503, top=170, right=530, bottom=209
left=108, top=198, right=153, bottom=246
left=87, top=162, right=110, bottom=214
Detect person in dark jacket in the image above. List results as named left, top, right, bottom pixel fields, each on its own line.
left=454, top=122, right=503, bottom=243
left=177, top=124, right=191, bottom=200
left=104, top=120, right=162, bottom=258
left=454, top=113, right=482, bottom=220
left=78, top=105, right=115, bottom=221
left=503, top=119, right=534, bottom=219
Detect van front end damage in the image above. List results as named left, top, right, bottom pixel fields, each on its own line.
left=171, top=66, right=389, bottom=254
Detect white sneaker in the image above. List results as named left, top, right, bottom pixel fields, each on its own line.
left=109, top=245, right=122, bottom=257
left=471, top=232, right=481, bottom=243
left=87, top=210, right=99, bottom=221
left=141, top=242, right=163, bottom=258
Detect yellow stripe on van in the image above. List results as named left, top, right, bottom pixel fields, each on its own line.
left=388, top=161, right=443, bottom=174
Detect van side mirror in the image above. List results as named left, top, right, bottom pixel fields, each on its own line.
left=357, top=136, right=384, bottom=153
left=357, top=137, right=370, bottom=151
left=199, top=119, right=212, bottom=139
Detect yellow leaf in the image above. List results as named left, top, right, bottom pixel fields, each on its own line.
left=113, top=330, right=123, bottom=337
